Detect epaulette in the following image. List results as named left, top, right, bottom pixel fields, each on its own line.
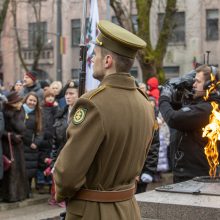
left=88, top=85, right=106, bottom=100
left=137, top=88, right=149, bottom=100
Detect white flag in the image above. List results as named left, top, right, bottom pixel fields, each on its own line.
left=85, top=0, right=100, bottom=91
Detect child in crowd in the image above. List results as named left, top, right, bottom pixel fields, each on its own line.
left=37, top=89, right=58, bottom=193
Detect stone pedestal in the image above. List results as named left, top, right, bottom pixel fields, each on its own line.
left=136, top=190, right=220, bottom=220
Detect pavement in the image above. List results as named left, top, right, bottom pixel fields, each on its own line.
left=0, top=193, right=65, bottom=220
left=0, top=173, right=173, bottom=220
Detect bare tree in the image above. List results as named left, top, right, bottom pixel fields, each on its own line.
left=0, top=0, right=10, bottom=34
left=110, top=0, right=177, bottom=82
left=11, top=0, right=47, bottom=71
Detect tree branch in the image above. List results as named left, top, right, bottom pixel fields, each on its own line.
left=11, top=0, right=28, bottom=71
left=110, top=0, right=133, bottom=32
left=0, top=0, right=10, bottom=34
left=155, top=0, right=177, bottom=64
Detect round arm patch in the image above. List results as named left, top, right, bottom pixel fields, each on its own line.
left=72, top=108, right=87, bottom=125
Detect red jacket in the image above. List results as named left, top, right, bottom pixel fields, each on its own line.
left=147, top=77, right=160, bottom=105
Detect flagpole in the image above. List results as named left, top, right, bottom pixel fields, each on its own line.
left=79, top=0, right=87, bottom=96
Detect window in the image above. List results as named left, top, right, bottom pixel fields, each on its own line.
left=132, top=15, right=138, bottom=32
left=28, top=22, right=47, bottom=48
left=158, top=12, right=185, bottom=43
left=71, top=19, right=81, bottom=47
left=163, top=66, right=179, bottom=79
left=71, top=68, right=80, bottom=79
left=130, top=67, right=138, bottom=79
left=206, top=9, right=219, bottom=41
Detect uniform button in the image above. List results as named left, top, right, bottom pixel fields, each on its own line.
left=180, top=168, right=184, bottom=172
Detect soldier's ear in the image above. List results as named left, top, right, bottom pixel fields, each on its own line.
left=104, top=55, right=113, bottom=69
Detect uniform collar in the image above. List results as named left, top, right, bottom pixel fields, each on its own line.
left=99, top=73, right=137, bottom=90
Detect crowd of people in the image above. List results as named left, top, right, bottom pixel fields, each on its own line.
left=0, top=20, right=219, bottom=220
left=0, top=70, right=172, bottom=205
left=0, top=71, right=79, bottom=207
left=0, top=65, right=218, bottom=206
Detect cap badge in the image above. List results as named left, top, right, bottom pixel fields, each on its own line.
left=72, top=108, right=87, bottom=125
left=96, top=38, right=103, bottom=46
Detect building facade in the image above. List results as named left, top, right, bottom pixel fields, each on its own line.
left=1, top=0, right=220, bottom=87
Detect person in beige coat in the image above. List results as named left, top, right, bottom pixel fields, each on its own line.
left=54, top=20, right=155, bottom=220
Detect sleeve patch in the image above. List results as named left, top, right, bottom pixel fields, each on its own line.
left=72, top=108, right=87, bottom=125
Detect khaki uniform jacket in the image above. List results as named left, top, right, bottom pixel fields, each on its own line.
left=54, top=73, right=155, bottom=220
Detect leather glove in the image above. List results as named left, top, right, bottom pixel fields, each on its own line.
left=141, top=173, right=153, bottom=183
left=160, top=85, right=173, bottom=102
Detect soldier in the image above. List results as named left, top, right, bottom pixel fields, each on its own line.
left=54, top=20, right=155, bottom=220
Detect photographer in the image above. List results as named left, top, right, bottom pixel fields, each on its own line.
left=159, top=65, right=220, bottom=183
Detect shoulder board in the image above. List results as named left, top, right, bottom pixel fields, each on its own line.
left=88, top=85, right=106, bottom=100
left=137, top=88, right=149, bottom=100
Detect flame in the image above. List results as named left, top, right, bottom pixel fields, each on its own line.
left=202, top=73, right=220, bottom=177
left=202, top=101, right=220, bottom=177
left=204, top=74, right=216, bottom=101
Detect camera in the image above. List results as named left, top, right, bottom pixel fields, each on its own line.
left=161, top=69, right=196, bottom=106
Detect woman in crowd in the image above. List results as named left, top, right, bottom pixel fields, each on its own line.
left=50, top=81, right=66, bottom=108
left=1, top=91, right=29, bottom=202
left=48, top=80, right=78, bottom=207
left=22, top=92, right=42, bottom=196
left=11, top=80, right=23, bottom=94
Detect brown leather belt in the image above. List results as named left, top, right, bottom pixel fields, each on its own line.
left=75, top=185, right=136, bottom=202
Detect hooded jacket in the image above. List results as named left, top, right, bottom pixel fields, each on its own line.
left=147, top=77, right=160, bottom=105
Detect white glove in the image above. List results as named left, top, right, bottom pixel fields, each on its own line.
left=141, top=173, right=153, bottom=183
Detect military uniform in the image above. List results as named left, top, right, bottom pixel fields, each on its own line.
left=54, top=20, right=155, bottom=220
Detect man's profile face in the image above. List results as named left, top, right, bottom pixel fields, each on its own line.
left=92, top=47, right=105, bottom=81
left=193, top=71, right=206, bottom=98
left=65, top=88, right=78, bottom=106
left=23, top=74, right=34, bottom=87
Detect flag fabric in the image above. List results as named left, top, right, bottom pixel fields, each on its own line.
left=85, top=0, right=100, bottom=91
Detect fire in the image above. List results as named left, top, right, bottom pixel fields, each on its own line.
left=202, top=101, right=220, bottom=177
left=202, top=72, right=220, bottom=177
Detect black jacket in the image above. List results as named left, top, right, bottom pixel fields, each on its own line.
left=51, top=106, right=69, bottom=168
left=23, top=109, right=42, bottom=179
left=159, top=95, right=220, bottom=178
left=38, top=105, right=58, bottom=170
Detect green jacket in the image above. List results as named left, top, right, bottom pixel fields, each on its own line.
left=54, top=73, right=155, bottom=220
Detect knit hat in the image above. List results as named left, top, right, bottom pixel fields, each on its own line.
left=44, top=88, right=55, bottom=99
left=25, top=70, right=38, bottom=81
left=6, top=91, right=23, bottom=104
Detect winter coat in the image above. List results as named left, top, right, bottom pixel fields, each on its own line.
left=51, top=106, right=68, bottom=168
left=23, top=109, right=42, bottom=179
left=157, top=113, right=170, bottom=172
left=20, top=83, right=44, bottom=102
left=141, top=128, right=160, bottom=177
left=38, top=105, right=58, bottom=170
left=1, top=106, right=29, bottom=202
left=147, top=77, right=160, bottom=105
left=159, top=94, right=220, bottom=179
left=54, top=73, right=155, bottom=220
